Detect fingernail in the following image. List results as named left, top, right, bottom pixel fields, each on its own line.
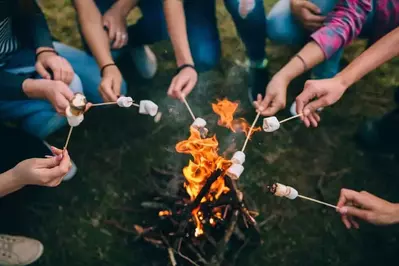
left=56, top=154, right=63, bottom=160
left=339, top=207, right=348, bottom=214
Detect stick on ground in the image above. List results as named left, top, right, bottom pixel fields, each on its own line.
left=241, top=112, right=261, bottom=152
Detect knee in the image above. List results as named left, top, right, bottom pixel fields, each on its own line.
left=69, top=73, right=84, bottom=94
left=267, top=14, right=296, bottom=44
left=191, top=42, right=220, bottom=72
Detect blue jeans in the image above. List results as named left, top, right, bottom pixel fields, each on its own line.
left=267, top=0, right=374, bottom=79
left=0, top=42, right=109, bottom=139
left=88, top=0, right=266, bottom=72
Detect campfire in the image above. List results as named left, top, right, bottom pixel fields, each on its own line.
left=132, top=99, right=262, bottom=265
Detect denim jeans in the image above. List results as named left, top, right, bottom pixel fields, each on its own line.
left=0, top=42, right=107, bottom=139
left=88, top=0, right=266, bottom=72
left=267, top=0, right=375, bottom=79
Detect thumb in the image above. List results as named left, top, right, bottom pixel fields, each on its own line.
left=302, top=1, right=321, bottom=14
left=36, top=155, right=62, bottom=169
left=339, top=206, right=372, bottom=221
left=59, top=83, right=75, bottom=101
left=36, top=62, right=51, bottom=79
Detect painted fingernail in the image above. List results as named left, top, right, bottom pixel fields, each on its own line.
left=339, top=207, right=348, bottom=214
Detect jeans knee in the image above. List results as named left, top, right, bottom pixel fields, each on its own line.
left=267, top=15, right=296, bottom=44
left=69, top=73, right=84, bottom=94
left=191, top=43, right=220, bottom=72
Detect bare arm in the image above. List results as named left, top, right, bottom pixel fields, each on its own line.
left=163, top=0, right=194, bottom=66
left=74, top=0, right=114, bottom=68
left=0, top=170, right=22, bottom=197
left=336, top=26, right=399, bottom=87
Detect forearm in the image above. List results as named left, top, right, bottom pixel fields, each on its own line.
left=336, top=27, right=399, bottom=88
left=163, top=0, right=194, bottom=66
left=0, top=169, right=23, bottom=197
left=74, top=0, right=114, bottom=67
left=276, top=41, right=325, bottom=81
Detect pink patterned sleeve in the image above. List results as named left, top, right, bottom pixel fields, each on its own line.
left=311, top=0, right=372, bottom=59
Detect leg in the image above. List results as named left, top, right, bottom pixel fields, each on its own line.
left=311, top=48, right=344, bottom=79
left=224, top=0, right=266, bottom=63
left=53, top=41, right=127, bottom=103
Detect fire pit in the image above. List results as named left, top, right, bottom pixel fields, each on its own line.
left=133, top=99, right=262, bottom=265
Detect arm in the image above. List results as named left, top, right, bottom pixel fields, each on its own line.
left=74, top=0, right=115, bottom=68
left=0, top=170, right=23, bottom=197
left=163, top=0, right=194, bottom=66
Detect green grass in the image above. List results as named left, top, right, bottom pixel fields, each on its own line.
left=4, top=1, right=399, bottom=265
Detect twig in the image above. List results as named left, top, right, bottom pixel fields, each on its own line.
left=241, top=112, right=261, bottom=152
left=279, top=113, right=303, bottom=124
left=298, top=195, right=338, bottom=209
left=63, top=126, right=73, bottom=150
left=168, top=248, right=177, bottom=266
left=182, top=97, right=196, bottom=121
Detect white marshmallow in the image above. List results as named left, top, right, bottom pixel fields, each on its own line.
left=226, top=164, right=244, bottom=180
left=274, top=183, right=298, bottom=200
left=263, top=116, right=280, bottom=132
left=66, top=106, right=84, bottom=127
left=191, top=118, right=207, bottom=128
left=139, top=100, right=158, bottom=117
left=231, top=151, right=245, bottom=165
left=117, top=96, right=133, bottom=108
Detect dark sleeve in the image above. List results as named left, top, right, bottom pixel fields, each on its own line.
left=0, top=70, right=30, bottom=100
left=13, top=0, right=54, bottom=49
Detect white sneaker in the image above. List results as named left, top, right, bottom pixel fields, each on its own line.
left=0, top=235, right=44, bottom=266
left=42, top=141, right=77, bottom=181
left=130, top=45, right=157, bottom=79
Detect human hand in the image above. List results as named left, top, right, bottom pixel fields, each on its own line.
left=99, top=65, right=123, bottom=102
left=295, top=78, right=347, bottom=127
left=337, top=189, right=399, bottom=228
left=103, top=5, right=128, bottom=49
left=253, top=75, right=288, bottom=116
left=22, top=79, right=74, bottom=115
left=35, top=48, right=75, bottom=85
left=167, top=67, right=198, bottom=100
left=290, top=0, right=325, bottom=31
left=11, top=147, right=71, bottom=187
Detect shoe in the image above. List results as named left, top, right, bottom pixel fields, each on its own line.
left=248, top=65, right=269, bottom=104
left=130, top=45, right=157, bottom=79
left=42, top=141, right=77, bottom=181
left=0, top=235, right=44, bottom=266
left=356, top=112, right=399, bottom=154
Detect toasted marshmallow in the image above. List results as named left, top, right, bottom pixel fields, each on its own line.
left=139, top=100, right=158, bottom=116
left=66, top=106, right=84, bottom=127
left=70, top=93, right=87, bottom=116
left=117, top=96, right=133, bottom=108
left=231, top=151, right=245, bottom=165
left=263, top=116, right=280, bottom=132
left=273, top=183, right=298, bottom=200
left=191, top=118, right=207, bottom=128
left=226, top=164, right=244, bottom=180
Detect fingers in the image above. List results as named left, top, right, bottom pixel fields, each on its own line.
left=100, top=77, right=118, bottom=102
left=106, top=21, right=116, bottom=45
left=302, top=1, right=321, bottom=14
left=35, top=62, right=51, bottom=80
left=112, top=76, right=122, bottom=98
left=181, top=79, right=196, bottom=99
left=50, top=146, right=63, bottom=156
left=341, top=214, right=352, bottom=229
left=43, top=150, right=71, bottom=184
left=48, top=59, right=62, bottom=81
left=256, top=94, right=272, bottom=115
left=303, top=97, right=329, bottom=115
left=113, top=32, right=123, bottom=49
left=339, top=206, right=372, bottom=222
left=36, top=155, right=63, bottom=169
left=60, top=57, right=74, bottom=85
left=337, top=188, right=360, bottom=208
left=167, top=77, right=177, bottom=98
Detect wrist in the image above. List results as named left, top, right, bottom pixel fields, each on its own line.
left=334, top=73, right=352, bottom=91
left=176, top=57, right=194, bottom=68
left=6, top=168, right=23, bottom=187
left=391, top=204, right=399, bottom=224
left=100, top=63, right=117, bottom=77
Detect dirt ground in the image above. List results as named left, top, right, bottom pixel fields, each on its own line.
left=2, top=1, right=399, bottom=265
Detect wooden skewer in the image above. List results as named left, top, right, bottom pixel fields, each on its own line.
left=279, top=113, right=303, bottom=124
left=182, top=97, right=196, bottom=121
left=298, top=195, right=338, bottom=209
left=241, top=112, right=261, bottom=152
left=63, top=126, right=74, bottom=150
left=91, top=102, right=139, bottom=108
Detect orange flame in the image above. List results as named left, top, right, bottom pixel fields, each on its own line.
left=212, top=98, right=261, bottom=138
left=176, top=127, right=231, bottom=236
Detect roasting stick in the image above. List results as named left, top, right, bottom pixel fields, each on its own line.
left=182, top=97, right=196, bottom=121
left=241, top=112, right=261, bottom=152
left=63, top=126, right=74, bottom=150
left=297, top=195, right=338, bottom=209
left=279, top=113, right=303, bottom=124
left=91, top=102, right=140, bottom=108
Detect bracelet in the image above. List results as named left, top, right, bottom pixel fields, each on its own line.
left=295, top=54, right=308, bottom=72
left=35, top=49, right=58, bottom=61
left=100, top=63, right=117, bottom=77
left=176, top=64, right=196, bottom=75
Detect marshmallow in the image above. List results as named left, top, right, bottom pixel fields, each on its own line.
left=117, top=96, right=133, bottom=108
left=70, top=93, right=87, bottom=116
left=191, top=118, right=207, bottom=128
left=263, top=116, right=280, bottom=132
left=226, top=164, right=244, bottom=180
left=66, top=106, right=84, bottom=127
left=139, top=100, right=158, bottom=117
left=272, top=183, right=298, bottom=200
left=231, top=151, right=245, bottom=165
